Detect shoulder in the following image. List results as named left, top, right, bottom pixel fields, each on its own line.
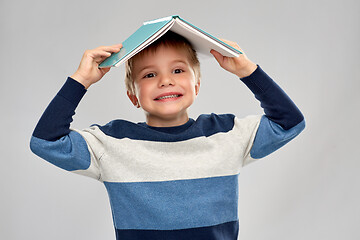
left=196, top=113, right=235, bottom=124
left=89, top=119, right=147, bottom=140
left=194, top=113, right=236, bottom=136
left=94, top=119, right=138, bottom=131
left=195, top=113, right=263, bottom=135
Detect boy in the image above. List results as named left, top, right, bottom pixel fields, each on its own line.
left=30, top=32, right=305, bottom=239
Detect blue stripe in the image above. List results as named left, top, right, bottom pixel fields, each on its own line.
left=115, top=220, right=239, bottom=240
left=30, top=130, right=91, bottom=171
left=251, top=116, right=306, bottom=159
left=96, top=113, right=235, bottom=142
left=104, top=175, right=239, bottom=230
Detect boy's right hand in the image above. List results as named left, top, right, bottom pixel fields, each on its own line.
left=71, top=44, right=122, bottom=89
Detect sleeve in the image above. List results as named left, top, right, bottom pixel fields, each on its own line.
left=30, top=77, right=101, bottom=180
left=240, top=65, right=305, bottom=163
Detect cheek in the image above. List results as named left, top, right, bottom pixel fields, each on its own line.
left=185, top=79, right=197, bottom=94
left=136, top=82, right=152, bottom=102
left=133, top=82, right=143, bottom=101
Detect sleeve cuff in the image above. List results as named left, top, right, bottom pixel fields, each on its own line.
left=240, top=65, right=274, bottom=95
left=57, top=77, right=87, bottom=107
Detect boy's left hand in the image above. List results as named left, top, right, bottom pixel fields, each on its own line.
left=210, top=39, right=257, bottom=78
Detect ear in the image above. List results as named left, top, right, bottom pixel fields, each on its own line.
left=127, top=91, right=140, bottom=108
left=195, top=79, right=200, bottom=96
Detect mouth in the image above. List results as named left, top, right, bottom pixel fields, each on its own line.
left=154, top=93, right=183, bottom=101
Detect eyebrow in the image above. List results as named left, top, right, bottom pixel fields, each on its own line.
left=170, top=59, right=188, bottom=65
left=138, top=65, right=156, bottom=74
left=137, top=59, right=189, bottom=74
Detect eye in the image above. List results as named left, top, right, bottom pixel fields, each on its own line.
left=144, top=73, right=156, bottom=78
left=173, top=68, right=184, bottom=74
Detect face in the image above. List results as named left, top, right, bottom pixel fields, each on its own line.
left=128, top=45, right=200, bottom=127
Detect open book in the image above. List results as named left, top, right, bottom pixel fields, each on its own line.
left=99, top=15, right=242, bottom=68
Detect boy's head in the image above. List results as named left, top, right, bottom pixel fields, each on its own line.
left=125, top=31, right=200, bottom=96
left=125, top=31, right=201, bottom=126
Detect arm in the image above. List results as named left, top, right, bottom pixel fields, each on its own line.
left=239, top=65, right=305, bottom=159
left=211, top=41, right=305, bottom=159
left=30, top=44, right=122, bottom=176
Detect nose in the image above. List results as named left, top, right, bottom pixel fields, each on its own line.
left=158, top=74, right=175, bottom=88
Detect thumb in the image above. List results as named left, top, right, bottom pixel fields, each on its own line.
left=210, top=49, right=224, bottom=65
left=100, top=67, right=111, bottom=75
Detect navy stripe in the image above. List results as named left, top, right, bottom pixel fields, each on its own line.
left=115, top=220, right=239, bottom=240
left=96, top=113, right=236, bottom=142
left=240, top=66, right=304, bottom=130
left=32, top=77, right=86, bottom=141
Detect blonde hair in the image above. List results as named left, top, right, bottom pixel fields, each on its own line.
left=125, top=31, right=201, bottom=95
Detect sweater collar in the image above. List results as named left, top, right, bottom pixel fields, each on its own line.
left=139, top=118, right=195, bottom=134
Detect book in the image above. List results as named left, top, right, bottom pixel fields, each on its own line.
left=99, top=15, right=242, bottom=68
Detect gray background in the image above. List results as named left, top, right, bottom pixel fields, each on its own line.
left=1, top=0, right=359, bottom=239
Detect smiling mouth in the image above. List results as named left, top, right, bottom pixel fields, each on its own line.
left=154, top=94, right=183, bottom=101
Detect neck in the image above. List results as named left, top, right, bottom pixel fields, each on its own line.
left=146, top=113, right=189, bottom=127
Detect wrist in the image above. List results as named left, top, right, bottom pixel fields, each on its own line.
left=70, top=72, right=91, bottom=89
left=236, top=62, right=258, bottom=79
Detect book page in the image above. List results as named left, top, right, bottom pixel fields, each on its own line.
left=170, top=18, right=241, bottom=58
left=115, top=20, right=175, bottom=66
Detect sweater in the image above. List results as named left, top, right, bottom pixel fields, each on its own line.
left=30, top=66, right=305, bottom=240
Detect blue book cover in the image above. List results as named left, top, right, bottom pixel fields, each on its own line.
left=99, top=15, right=241, bottom=68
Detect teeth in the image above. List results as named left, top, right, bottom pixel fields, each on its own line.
left=157, top=94, right=180, bottom=100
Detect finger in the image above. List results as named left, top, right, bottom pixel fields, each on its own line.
left=97, top=44, right=122, bottom=53
left=219, top=38, right=235, bottom=46
left=81, top=50, right=110, bottom=66
left=108, top=43, right=123, bottom=52
left=219, top=38, right=229, bottom=42
left=219, top=38, right=234, bottom=46
left=93, top=51, right=115, bottom=64
left=90, top=49, right=113, bottom=59
left=111, top=43, right=123, bottom=48
left=219, top=39, right=243, bottom=52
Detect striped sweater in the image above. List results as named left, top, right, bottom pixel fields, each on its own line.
left=30, top=66, right=305, bottom=240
